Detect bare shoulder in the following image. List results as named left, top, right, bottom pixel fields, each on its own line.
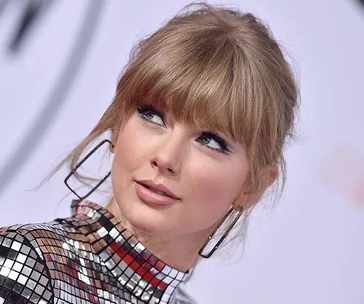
left=0, top=224, right=54, bottom=303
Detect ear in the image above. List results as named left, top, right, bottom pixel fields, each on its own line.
left=110, top=128, right=118, bottom=153
left=233, top=166, right=278, bottom=210
left=262, top=166, right=278, bottom=189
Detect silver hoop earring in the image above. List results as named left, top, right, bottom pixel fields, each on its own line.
left=198, top=206, right=244, bottom=258
left=64, top=139, right=114, bottom=200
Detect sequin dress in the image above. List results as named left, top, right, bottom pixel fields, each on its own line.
left=0, top=200, right=196, bottom=304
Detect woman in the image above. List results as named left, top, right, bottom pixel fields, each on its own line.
left=0, top=3, right=299, bottom=304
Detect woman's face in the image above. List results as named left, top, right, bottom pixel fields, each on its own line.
left=110, top=104, right=250, bottom=237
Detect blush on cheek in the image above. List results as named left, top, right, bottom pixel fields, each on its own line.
left=188, top=163, right=248, bottom=212
left=115, top=138, right=143, bottom=171
left=189, top=174, right=234, bottom=209
left=116, top=118, right=158, bottom=170
left=179, top=176, right=232, bottom=233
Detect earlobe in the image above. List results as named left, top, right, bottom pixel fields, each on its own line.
left=110, top=128, right=118, bottom=153
left=265, top=166, right=278, bottom=188
left=236, top=192, right=257, bottom=210
left=233, top=166, right=278, bottom=210
left=233, top=190, right=254, bottom=210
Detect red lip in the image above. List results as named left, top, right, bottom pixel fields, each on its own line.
left=135, top=180, right=180, bottom=200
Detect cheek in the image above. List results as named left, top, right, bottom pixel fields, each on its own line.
left=113, top=122, right=149, bottom=171
left=185, top=158, right=248, bottom=208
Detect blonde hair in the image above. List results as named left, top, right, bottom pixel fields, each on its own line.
left=55, top=2, right=299, bottom=206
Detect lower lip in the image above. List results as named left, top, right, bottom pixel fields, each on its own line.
left=135, top=182, right=178, bottom=207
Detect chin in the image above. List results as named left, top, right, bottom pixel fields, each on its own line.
left=124, top=202, right=177, bottom=236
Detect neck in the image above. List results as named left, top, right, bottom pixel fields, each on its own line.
left=106, top=198, right=210, bottom=272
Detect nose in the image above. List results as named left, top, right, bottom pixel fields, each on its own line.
left=150, top=129, right=185, bottom=176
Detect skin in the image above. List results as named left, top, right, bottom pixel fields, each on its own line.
left=107, top=105, right=276, bottom=271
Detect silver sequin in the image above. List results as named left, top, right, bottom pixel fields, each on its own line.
left=0, top=200, right=195, bottom=303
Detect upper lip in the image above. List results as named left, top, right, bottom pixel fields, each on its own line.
left=136, top=180, right=180, bottom=199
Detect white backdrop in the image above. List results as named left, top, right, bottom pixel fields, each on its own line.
left=0, top=1, right=364, bottom=303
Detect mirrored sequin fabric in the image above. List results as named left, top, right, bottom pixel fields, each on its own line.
left=0, top=200, right=196, bottom=304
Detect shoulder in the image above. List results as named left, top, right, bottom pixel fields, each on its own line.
left=0, top=224, right=54, bottom=303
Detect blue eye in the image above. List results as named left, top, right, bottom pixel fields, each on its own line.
left=137, top=105, right=230, bottom=154
left=137, top=105, right=165, bottom=126
left=197, top=132, right=231, bottom=154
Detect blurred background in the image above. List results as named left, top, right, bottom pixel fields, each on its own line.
left=0, top=1, right=363, bottom=303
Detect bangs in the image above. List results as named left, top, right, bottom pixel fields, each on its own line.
left=117, top=28, right=261, bottom=147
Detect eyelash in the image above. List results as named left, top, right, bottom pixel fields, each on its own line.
left=137, top=104, right=165, bottom=125
left=136, top=105, right=231, bottom=154
left=199, top=131, right=231, bottom=154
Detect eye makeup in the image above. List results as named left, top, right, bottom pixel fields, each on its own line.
left=136, top=104, right=232, bottom=154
